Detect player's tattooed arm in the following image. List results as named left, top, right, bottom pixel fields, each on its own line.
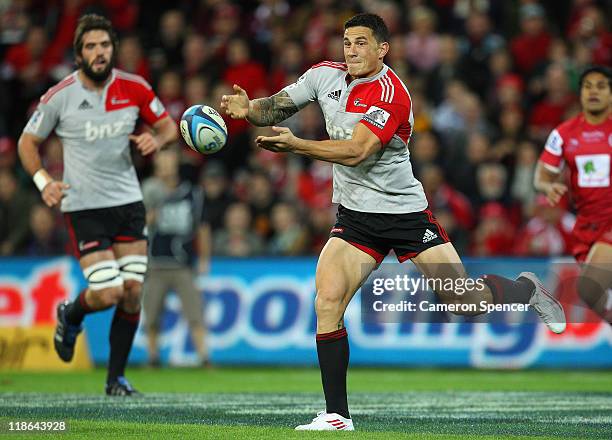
left=248, top=91, right=299, bottom=126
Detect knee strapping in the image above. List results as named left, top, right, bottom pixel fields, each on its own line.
left=83, top=260, right=124, bottom=291
left=117, top=255, right=148, bottom=283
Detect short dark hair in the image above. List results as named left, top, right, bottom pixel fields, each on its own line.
left=344, top=13, right=389, bottom=43
left=73, top=14, right=117, bottom=58
left=579, top=65, right=612, bottom=90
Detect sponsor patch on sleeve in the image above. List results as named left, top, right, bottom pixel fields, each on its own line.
left=149, top=97, right=166, bottom=117
left=362, top=106, right=390, bottom=129
left=544, top=129, right=563, bottom=156
left=25, top=109, right=44, bottom=133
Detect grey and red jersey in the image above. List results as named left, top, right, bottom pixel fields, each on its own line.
left=282, top=61, right=427, bottom=213
left=23, top=69, right=168, bottom=212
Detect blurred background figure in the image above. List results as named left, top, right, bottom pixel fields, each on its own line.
left=0, top=169, right=35, bottom=256
left=214, top=202, right=263, bottom=257
left=142, top=148, right=210, bottom=367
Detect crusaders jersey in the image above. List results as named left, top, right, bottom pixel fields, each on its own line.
left=539, top=113, right=612, bottom=223
left=282, top=61, right=427, bottom=213
left=24, top=69, right=168, bottom=212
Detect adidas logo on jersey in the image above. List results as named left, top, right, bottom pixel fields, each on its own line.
left=422, top=229, right=438, bottom=243
left=327, top=90, right=341, bottom=101
left=78, top=99, right=93, bottom=110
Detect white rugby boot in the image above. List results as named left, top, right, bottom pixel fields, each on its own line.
left=295, top=411, right=354, bottom=431
left=520, top=271, right=566, bottom=334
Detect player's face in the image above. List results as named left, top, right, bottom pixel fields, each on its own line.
left=78, top=30, right=114, bottom=82
left=343, top=26, right=388, bottom=79
left=580, top=72, right=611, bottom=115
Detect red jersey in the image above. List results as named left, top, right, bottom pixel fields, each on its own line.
left=539, top=113, right=612, bottom=223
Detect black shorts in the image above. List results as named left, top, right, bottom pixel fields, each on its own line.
left=64, top=201, right=147, bottom=258
left=330, top=205, right=449, bottom=264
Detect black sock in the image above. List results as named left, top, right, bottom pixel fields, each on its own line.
left=316, top=328, right=350, bottom=419
left=483, top=275, right=534, bottom=304
left=65, top=290, right=93, bottom=326
left=107, top=308, right=140, bottom=383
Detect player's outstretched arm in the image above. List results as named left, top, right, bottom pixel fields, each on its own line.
left=18, top=132, right=69, bottom=208
left=221, top=85, right=299, bottom=127
left=256, top=122, right=381, bottom=167
left=533, top=161, right=567, bottom=206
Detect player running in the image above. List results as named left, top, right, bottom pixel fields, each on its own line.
left=18, top=14, right=178, bottom=395
left=535, top=66, right=612, bottom=324
left=221, top=13, right=565, bottom=431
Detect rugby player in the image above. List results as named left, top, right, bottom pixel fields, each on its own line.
left=535, top=66, right=612, bottom=324
left=221, top=13, right=565, bottom=430
left=18, top=14, right=178, bottom=395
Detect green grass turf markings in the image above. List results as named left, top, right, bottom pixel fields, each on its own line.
left=2, top=367, right=612, bottom=393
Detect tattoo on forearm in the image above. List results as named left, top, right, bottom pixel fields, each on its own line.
left=248, top=91, right=298, bottom=126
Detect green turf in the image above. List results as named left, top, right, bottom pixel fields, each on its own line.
left=1, top=368, right=611, bottom=439
left=2, top=367, right=612, bottom=393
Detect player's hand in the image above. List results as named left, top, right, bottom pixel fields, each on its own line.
left=544, top=183, right=568, bottom=206
left=255, top=126, right=297, bottom=153
left=220, top=84, right=250, bottom=119
left=41, top=181, right=70, bottom=208
left=129, top=133, right=161, bottom=156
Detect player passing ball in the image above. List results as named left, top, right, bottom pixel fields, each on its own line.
left=222, top=13, right=566, bottom=431
left=535, top=66, right=612, bottom=324
left=18, top=14, right=178, bottom=395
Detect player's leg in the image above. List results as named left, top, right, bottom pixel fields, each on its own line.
left=173, top=267, right=208, bottom=364
left=412, top=242, right=565, bottom=331
left=105, top=239, right=147, bottom=395
left=56, top=211, right=124, bottom=362
left=578, top=242, right=612, bottom=324
left=143, top=267, right=169, bottom=366
left=55, top=248, right=125, bottom=361
left=296, top=237, right=378, bottom=431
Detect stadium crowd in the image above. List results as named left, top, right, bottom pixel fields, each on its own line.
left=0, top=0, right=610, bottom=258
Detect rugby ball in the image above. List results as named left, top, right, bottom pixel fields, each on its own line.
left=180, top=105, right=228, bottom=154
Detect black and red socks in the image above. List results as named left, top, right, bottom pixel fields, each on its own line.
left=316, top=328, right=350, bottom=419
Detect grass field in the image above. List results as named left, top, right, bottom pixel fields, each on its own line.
left=1, top=367, right=611, bottom=439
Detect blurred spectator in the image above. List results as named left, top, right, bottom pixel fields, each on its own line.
left=511, top=141, right=539, bottom=213
left=510, top=3, right=552, bottom=75
left=458, top=11, right=504, bottom=95
left=0, top=137, right=17, bottom=172
left=150, top=10, right=186, bottom=71
left=213, top=202, right=264, bottom=257
left=22, top=204, right=66, bottom=256
left=199, top=161, right=235, bottom=232
left=528, top=63, right=577, bottom=142
left=411, top=131, right=441, bottom=177
left=2, top=25, right=54, bottom=84
left=306, top=205, right=335, bottom=254
left=268, top=202, right=309, bottom=255
left=568, top=5, right=611, bottom=66
left=421, top=163, right=474, bottom=231
left=425, top=34, right=463, bottom=105
left=269, top=40, right=305, bottom=92
left=117, top=35, right=150, bottom=82
left=184, top=75, right=210, bottom=107
left=405, top=7, right=440, bottom=73
left=450, top=132, right=490, bottom=198
left=474, top=162, right=511, bottom=209
left=513, top=195, right=574, bottom=257
left=182, top=33, right=214, bottom=80
left=157, top=70, right=184, bottom=122
left=222, top=38, right=268, bottom=98
left=472, top=202, right=516, bottom=257
left=246, top=169, right=278, bottom=240
left=0, top=170, right=35, bottom=255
